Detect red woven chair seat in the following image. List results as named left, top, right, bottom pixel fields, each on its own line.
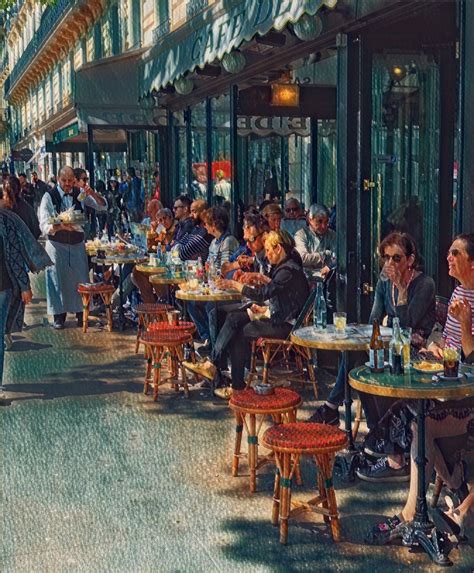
left=134, top=303, right=174, bottom=314
left=148, top=321, right=196, bottom=333
left=141, top=331, right=191, bottom=345
left=230, top=388, right=301, bottom=411
left=263, top=422, right=347, bottom=452
left=77, top=282, right=115, bottom=294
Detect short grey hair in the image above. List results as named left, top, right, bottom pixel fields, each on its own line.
left=157, top=208, right=173, bottom=219
left=285, top=197, right=301, bottom=208
left=308, top=203, right=330, bottom=219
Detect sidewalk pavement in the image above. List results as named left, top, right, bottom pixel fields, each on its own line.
left=1, top=276, right=473, bottom=572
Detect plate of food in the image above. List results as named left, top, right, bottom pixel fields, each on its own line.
left=412, top=361, right=444, bottom=373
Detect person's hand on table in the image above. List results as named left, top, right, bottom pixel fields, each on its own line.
left=215, top=277, right=243, bottom=292
left=21, top=289, right=33, bottom=305
left=251, top=304, right=267, bottom=314
left=238, top=272, right=269, bottom=286
left=420, top=342, right=444, bottom=359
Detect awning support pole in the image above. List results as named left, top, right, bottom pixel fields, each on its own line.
left=206, top=97, right=213, bottom=205
left=230, top=84, right=239, bottom=233
left=87, top=125, right=95, bottom=188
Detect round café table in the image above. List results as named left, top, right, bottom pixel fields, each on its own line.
left=349, top=365, right=474, bottom=566
left=175, top=289, right=242, bottom=322
left=92, top=254, right=147, bottom=330
left=149, top=273, right=186, bottom=304
left=291, top=324, right=391, bottom=451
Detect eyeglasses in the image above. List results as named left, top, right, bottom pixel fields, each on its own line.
left=248, top=232, right=263, bottom=243
left=447, top=248, right=462, bottom=257
left=285, top=207, right=299, bottom=213
left=381, top=254, right=404, bottom=263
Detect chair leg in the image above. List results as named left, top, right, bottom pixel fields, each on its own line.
left=272, top=462, right=281, bottom=526
left=262, top=346, right=271, bottom=385
left=232, top=412, right=243, bottom=477
left=305, top=348, right=318, bottom=400
left=316, top=463, right=330, bottom=524
left=135, top=314, right=144, bottom=353
left=248, top=414, right=258, bottom=493
left=352, top=399, right=363, bottom=441
left=81, top=294, right=90, bottom=333
left=101, top=292, right=114, bottom=332
left=246, top=340, right=258, bottom=387
left=431, top=475, right=444, bottom=508
left=279, top=452, right=292, bottom=545
left=152, top=346, right=163, bottom=402
left=144, top=347, right=152, bottom=395
left=177, top=345, right=189, bottom=397
left=315, top=453, right=341, bottom=542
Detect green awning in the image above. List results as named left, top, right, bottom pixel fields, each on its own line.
left=141, top=0, right=336, bottom=95
left=53, top=122, right=80, bottom=144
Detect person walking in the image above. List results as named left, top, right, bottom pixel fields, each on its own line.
left=38, top=166, right=94, bottom=329
left=2, top=175, right=41, bottom=239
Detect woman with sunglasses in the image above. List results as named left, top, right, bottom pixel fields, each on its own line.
left=312, top=232, right=436, bottom=478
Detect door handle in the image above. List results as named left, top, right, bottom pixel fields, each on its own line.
left=363, top=179, right=375, bottom=191
left=362, top=282, right=374, bottom=295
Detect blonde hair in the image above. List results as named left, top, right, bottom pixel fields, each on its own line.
left=264, top=230, right=294, bottom=255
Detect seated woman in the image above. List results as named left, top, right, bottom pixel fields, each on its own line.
left=313, top=232, right=436, bottom=480
left=184, top=231, right=310, bottom=399
left=369, top=233, right=474, bottom=543
left=186, top=206, right=239, bottom=345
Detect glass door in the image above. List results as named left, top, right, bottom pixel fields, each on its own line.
left=366, top=52, right=441, bottom=291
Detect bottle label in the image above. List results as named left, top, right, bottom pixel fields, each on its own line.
left=377, top=349, right=385, bottom=368
left=370, top=349, right=385, bottom=370
left=369, top=349, right=376, bottom=369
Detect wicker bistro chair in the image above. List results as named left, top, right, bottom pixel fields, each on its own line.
left=229, top=388, right=303, bottom=493
left=140, top=330, right=193, bottom=400
left=247, top=287, right=318, bottom=398
left=262, top=422, right=347, bottom=545
left=77, top=282, right=115, bottom=333
left=134, top=302, right=174, bottom=353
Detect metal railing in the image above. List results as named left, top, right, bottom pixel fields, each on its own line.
left=186, top=0, right=208, bottom=20
left=8, top=0, right=75, bottom=91
left=152, top=18, right=170, bottom=43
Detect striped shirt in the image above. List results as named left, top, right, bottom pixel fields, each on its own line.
left=443, top=285, right=474, bottom=348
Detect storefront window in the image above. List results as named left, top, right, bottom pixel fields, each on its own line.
left=212, top=94, right=231, bottom=204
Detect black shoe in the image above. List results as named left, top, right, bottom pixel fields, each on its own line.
left=308, top=403, right=340, bottom=426
left=53, top=313, right=66, bottom=330
left=356, top=457, right=410, bottom=483
left=364, top=436, right=387, bottom=458
left=76, top=312, right=84, bottom=327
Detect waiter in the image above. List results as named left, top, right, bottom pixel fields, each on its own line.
left=39, top=166, right=106, bottom=329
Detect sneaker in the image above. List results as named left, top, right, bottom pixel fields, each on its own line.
left=308, top=403, right=340, bottom=426
left=356, top=457, right=410, bottom=483
left=182, top=360, right=217, bottom=381
left=4, top=334, right=13, bottom=351
left=364, top=436, right=387, bottom=458
left=214, top=386, right=233, bottom=400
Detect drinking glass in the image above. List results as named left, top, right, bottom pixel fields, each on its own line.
left=333, top=312, right=347, bottom=335
left=380, top=265, right=390, bottom=282
left=401, top=327, right=412, bottom=369
left=443, top=347, right=460, bottom=378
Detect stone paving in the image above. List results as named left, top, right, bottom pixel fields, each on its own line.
left=1, top=274, right=473, bottom=572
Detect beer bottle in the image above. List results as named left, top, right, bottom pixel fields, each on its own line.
left=389, top=317, right=404, bottom=375
left=369, top=319, right=385, bottom=373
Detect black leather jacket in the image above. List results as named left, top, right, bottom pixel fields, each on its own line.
left=242, top=256, right=310, bottom=325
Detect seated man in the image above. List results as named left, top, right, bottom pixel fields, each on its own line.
left=184, top=230, right=310, bottom=399
left=281, top=197, right=307, bottom=237
left=175, top=199, right=213, bottom=262
left=294, top=203, right=336, bottom=281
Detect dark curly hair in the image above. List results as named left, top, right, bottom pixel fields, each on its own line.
left=378, top=232, right=420, bottom=268
left=203, top=206, right=230, bottom=233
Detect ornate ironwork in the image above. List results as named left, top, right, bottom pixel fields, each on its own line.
left=152, top=18, right=170, bottom=43
left=186, top=0, right=208, bottom=20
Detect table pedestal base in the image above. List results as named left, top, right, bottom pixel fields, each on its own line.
left=398, top=521, right=453, bottom=567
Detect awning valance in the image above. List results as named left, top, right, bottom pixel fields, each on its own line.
left=141, top=0, right=336, bottom=95
left=75, top=49, right=167, bottom=129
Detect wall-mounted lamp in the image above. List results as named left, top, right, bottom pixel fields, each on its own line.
left=270, top=83, right=300, bottom=107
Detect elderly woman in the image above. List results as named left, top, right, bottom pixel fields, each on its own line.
left=0, top=209, right=51, bottom=376
left=184, top=231, right=310, bottom=398
left=294, top=203, right=336, bottom=280
left=281, top=197, right=306, bottom=237
left=369, top=233, right=474, bottom=543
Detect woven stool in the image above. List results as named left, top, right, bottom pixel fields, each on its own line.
left=229, top=388, right=302, bottom=493
left=262, top=422, right=347, bottom=544
left=134, top=302, right=174, bottom=353
left=140, top=331, right=193, bottom=400
left=77, top=282, right=115, bottom=333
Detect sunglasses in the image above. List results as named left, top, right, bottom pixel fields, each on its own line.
left=248, top=232, right=264, bottom=243
left=381, top=254, right=404, bottom=263
left=285, top=207, right=299, bottom=213
left=447, top=248, right=462, bottom=257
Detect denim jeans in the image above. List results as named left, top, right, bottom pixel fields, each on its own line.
left=0, top=288, right=12, bottom=387
left=187, top=301, right=211, bottom=342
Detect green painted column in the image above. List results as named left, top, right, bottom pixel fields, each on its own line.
left=229, top=84, right=239, bottom=233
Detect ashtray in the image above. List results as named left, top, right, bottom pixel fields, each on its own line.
left=254, top=383, right=275, bottom=395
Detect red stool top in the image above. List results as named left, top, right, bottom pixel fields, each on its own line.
left=148, top=321, right=196, bottom=333
left=262, top=422, right=347, bottom=453
left=229, top=388, right=301, bottom=412
left=77, top=282, right=115, bottom=294
left=134, top=302, right=174, bottom=314
left=141, top=331, right=192, bottom=345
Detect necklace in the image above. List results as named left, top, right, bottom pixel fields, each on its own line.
left=391, top=268, right=416, bottom=307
